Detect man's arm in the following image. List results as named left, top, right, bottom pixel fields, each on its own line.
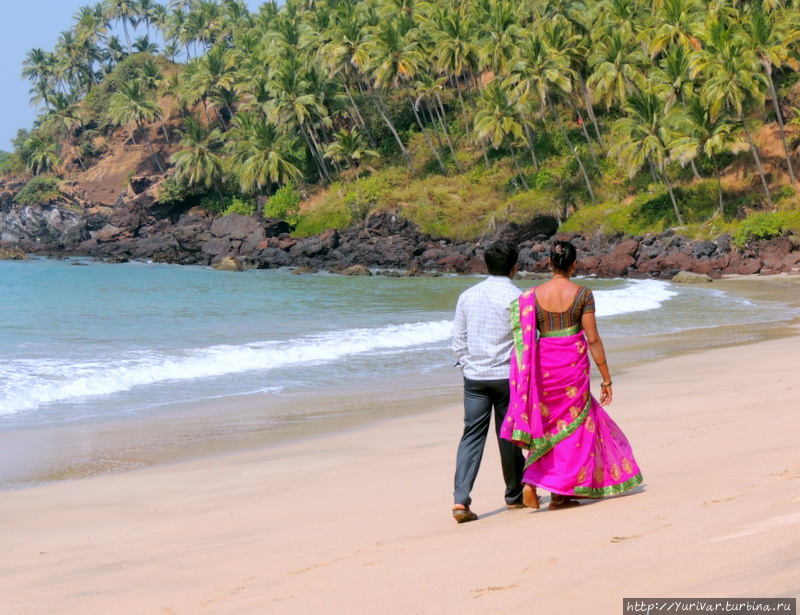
left=452, top=296, right=468, bottom=368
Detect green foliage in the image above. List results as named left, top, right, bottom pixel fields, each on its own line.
left=294, top=199, right=351, bottom=236
left=83, top=53, right=167, bottom=132
left=263, top=182, right=301, bottom=226
left=157, top=176, right=196, bottom=204
left=777, top=185, right=796, bottom=201
left=0, top=151, right=22, bottom=176
left=340, top=171, right=405, bottom=220
left=199, top=193, right=227, bottom=213
left=224, top=197, right=257, bottom=217
left=732, top=212, right=784, bottom=248
left=530, top=168, right=557, bottom=191
left=13, top=175, right=61, bottom=205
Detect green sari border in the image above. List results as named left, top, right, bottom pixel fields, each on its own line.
left=510, top=297, right=524, bottom=370
left=573, top=473, right=644, bottom=498
left=510, top=396, right=592, bottom=467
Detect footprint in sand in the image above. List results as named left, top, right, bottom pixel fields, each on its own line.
left=471, top=583, right=520, bottom=598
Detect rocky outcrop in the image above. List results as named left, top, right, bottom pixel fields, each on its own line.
left=0, top=244, right=28, bottom=259
left=2, top=177, right=799, bottom=277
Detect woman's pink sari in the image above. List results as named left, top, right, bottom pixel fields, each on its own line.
left=500, top=288, right=643, bottom=498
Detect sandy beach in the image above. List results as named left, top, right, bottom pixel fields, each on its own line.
left=2, top=306, right=799, bottom=613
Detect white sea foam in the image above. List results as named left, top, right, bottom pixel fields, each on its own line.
left=593, top=279, right=678, bottom=318
left=0, top=320, right=455, bottom=416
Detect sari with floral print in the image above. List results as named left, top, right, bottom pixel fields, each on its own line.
left=499, top=287, right=643, bottom=498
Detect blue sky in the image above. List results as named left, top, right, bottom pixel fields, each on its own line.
left=0, top=0, right=264, bottom=151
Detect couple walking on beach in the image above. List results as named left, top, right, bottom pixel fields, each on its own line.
left=451, top=239, right=643, bottom=523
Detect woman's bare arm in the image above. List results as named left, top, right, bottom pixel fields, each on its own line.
left=582, top=311, right=612, bottom=406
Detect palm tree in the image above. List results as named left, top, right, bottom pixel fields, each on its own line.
left=742, top=7, right=800, bottom=186
left=474, top=80, right=529, bottom=190
left=428, top=7, right=480, bottom=137
left=366, top=18, right=448, bottom=174
left=226, top=112, right=303, bottom=195
left=612, top=90, right=685, bottom=225
left=587, top=25, right=648, bottom=110
left=267, top=53, right=333, bottom=183
left=320, top=3, right=376, bottom=147
left=108, top=79, right=165, bottom=172
left=39, top=92, right=87, bottom=170
left=22, top=48, right=58, bottom=109
left=324, top=128, right=380, bottom=179
left=22, top=132, right=61, bottom=176
left=645, top=0, right=703, bottom=58
left=693, top=36, right=773, bottom=206
left=653, top=44, right=702, bottom=179
left=509, top=33, right=597, bottom=204
left=669, top=96, right=747, bottom=215
left=104, top=0, right=141, bottom=55
left=171, top=117, right=227, bottom=202
left=478, top=1, right=522, bottom=78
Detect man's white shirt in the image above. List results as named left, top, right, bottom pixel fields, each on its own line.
left=452, top=276, right=522, bottom=381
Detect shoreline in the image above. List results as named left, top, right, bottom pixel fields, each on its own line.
left=2, top=273, right=800, bottom=492
left=1, top=319, right=799, bottom=613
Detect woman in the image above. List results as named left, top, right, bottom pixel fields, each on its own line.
left=500, top=241, right=642, bottom=509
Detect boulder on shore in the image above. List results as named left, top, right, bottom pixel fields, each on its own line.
left=211, top=256, right=243, bottom=272
left=0, top=244, right=29, bottom=260
left=672, top=271, right=713, bottom=284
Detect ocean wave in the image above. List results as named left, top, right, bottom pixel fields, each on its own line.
left=0, top=320, right=454, bottom=416
left=594, top=279, right=678, bottom=317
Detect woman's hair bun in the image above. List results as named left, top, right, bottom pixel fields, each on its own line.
left=551, top=240, right=577, bottom=271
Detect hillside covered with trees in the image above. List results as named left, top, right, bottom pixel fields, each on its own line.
left=4, top=0, right=800, bottom=252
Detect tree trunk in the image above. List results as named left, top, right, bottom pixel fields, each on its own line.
left=741, top=112, right=774, bottom=207
left=579, top=73, right=605, bottom=153
left=453, top=74, right=471, bottom=136
left=369, top=84, right=415, bottom=173
left=523, top=122, right=540, bottom=171
left=509, top=143, right=529, bottom=190
left=548, top=96, right=596, bottom=204
left=712, top=154, right=724, bottom=216
left=303, top=122, right=333, bottom=183
left=343, top=81, right=377, bottom=149
left=404, top=84, right=447, bottom=175
left=140, top=122, right=165, bottom=173
left=160, top=119, right=171, bottom=145
left=435, top=92, right=462, bottom=173
left=420, top=96, right=446, bottom=152
left=569, top=99, right=600, bottom=174
left=764, top=63, right=797, bottom=186
left=660, top=163, right=684, bottom=225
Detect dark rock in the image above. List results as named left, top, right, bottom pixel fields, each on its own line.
left=692, top=241, right=717, bottom=258
left=128, top=176, right=152, bottom=195
left=202, top=237, right=232, bottom=256
left=210, top=213, right=263, bottom=240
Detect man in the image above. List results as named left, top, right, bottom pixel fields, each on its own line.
left=451, top=239, right=526, bottom=523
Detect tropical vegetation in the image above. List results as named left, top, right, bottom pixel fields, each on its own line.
left=6, top=0, right=800, bottom=242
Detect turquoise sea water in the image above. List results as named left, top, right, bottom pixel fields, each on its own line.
left=1, top=258, right=798, bottom=487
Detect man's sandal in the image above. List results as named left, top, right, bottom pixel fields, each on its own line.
left=452, top=506, right=479, bottom=523
left=549, top=494, right=581, bottom=510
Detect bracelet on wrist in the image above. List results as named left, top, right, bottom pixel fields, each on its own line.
left=600, top=381, right=612, bottom=388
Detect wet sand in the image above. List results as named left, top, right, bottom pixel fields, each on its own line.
left=1, top=278, right=799, bottom=614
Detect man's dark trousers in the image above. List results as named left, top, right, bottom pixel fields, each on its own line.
left=453, top=377, right=525, bottom=507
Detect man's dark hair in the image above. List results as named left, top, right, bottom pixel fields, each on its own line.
left=484, top=240, right=518, bottom=276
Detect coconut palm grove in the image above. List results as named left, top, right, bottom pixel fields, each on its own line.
left=5, top=0, right=800, bottom=244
